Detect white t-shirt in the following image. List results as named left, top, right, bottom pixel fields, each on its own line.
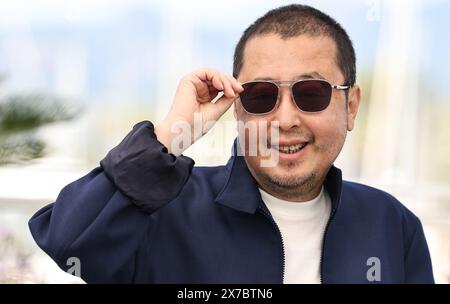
left=259, top=186, right=331, bottom=284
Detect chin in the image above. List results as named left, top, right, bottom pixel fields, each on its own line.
left=260, top=164, right=317, bottom=189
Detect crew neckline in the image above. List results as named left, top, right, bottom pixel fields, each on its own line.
left=258, top=186, right=327, bottom=219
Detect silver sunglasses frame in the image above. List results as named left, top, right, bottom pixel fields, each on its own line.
left=238, top=79, right=350, bottom=115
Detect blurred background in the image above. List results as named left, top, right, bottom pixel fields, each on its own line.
left=0, top=0, right=449, bottom=283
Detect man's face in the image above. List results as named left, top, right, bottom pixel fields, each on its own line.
left=235, top=33, right=360, bottom=201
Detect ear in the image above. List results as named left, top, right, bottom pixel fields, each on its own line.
left=346, top=85, right=361, bottom=131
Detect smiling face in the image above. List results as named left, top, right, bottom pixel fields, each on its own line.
left=235, top=33, right=360, bottom=201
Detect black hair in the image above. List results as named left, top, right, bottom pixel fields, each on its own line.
left=233, top=4, right=356, bottom=86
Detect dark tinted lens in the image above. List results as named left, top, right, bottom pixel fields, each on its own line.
left=240, top=82, right=278, bottom=114
left=292, top=80, right=332, bottom=112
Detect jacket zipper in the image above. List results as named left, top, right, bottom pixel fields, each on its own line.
left=319, top=206, right=337, bottom=284
left=258, top=206, right=285, bottom=284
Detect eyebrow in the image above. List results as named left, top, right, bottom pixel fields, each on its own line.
left=254, top=72, right=327, bottom=81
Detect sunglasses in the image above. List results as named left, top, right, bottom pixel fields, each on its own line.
left=238, top=79, right=350, bottom=114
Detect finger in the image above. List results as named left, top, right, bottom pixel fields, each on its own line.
left=188, top=77, right=212, bottom=103
left=218, top=74, right=236, bottom=99
left=188, top=74, right=221, bottom=103
left=210, top=93, right=235, bottom=117
left=194, top=69, right=223, bottom=91
left=212, top=74, right=224, bottom=91
left=225, top=74, right=244, bottom=93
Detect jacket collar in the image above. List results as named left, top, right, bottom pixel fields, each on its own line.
left=215, top=139, right=343, bottom=214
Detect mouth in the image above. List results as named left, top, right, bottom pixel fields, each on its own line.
left=268, top=140, right=310, bottom=162
left=270, top=140, right=309, bottom=153
left=275, top=143, right=308, bottom=154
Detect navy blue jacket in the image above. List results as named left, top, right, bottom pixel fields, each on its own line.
left=29, top=121, right=434, bottom=283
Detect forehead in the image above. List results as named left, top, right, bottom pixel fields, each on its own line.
left=240, top=33, right=342, bottom=82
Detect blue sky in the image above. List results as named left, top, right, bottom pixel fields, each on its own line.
left=0, top=0, right=448, bottom=103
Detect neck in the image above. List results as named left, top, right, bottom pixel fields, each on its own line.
left=257, top=178, right=324, bottom=202
left=250, top=166, right=327, bottom=202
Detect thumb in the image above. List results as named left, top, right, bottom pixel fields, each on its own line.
left=213, top=94, right=236, bottom=116
left=203, top=93, right=236, bottom=121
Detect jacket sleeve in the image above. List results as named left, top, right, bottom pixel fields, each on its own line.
left=28, top=121, right=194, bottom=283
left=404, top=218, right=435, bottom=283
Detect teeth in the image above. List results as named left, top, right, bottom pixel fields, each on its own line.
left=277, top=143, right=306, bottom=154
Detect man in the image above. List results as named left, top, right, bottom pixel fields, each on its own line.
left=29, top=4, right=434, bottom=283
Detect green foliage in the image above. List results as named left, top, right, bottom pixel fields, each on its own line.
left=0, top=95, right=77, bottom=134
left=0, top=93, right=79, bottom=165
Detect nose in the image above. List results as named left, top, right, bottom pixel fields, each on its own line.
left=272, top=86, right=302, bottom=131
